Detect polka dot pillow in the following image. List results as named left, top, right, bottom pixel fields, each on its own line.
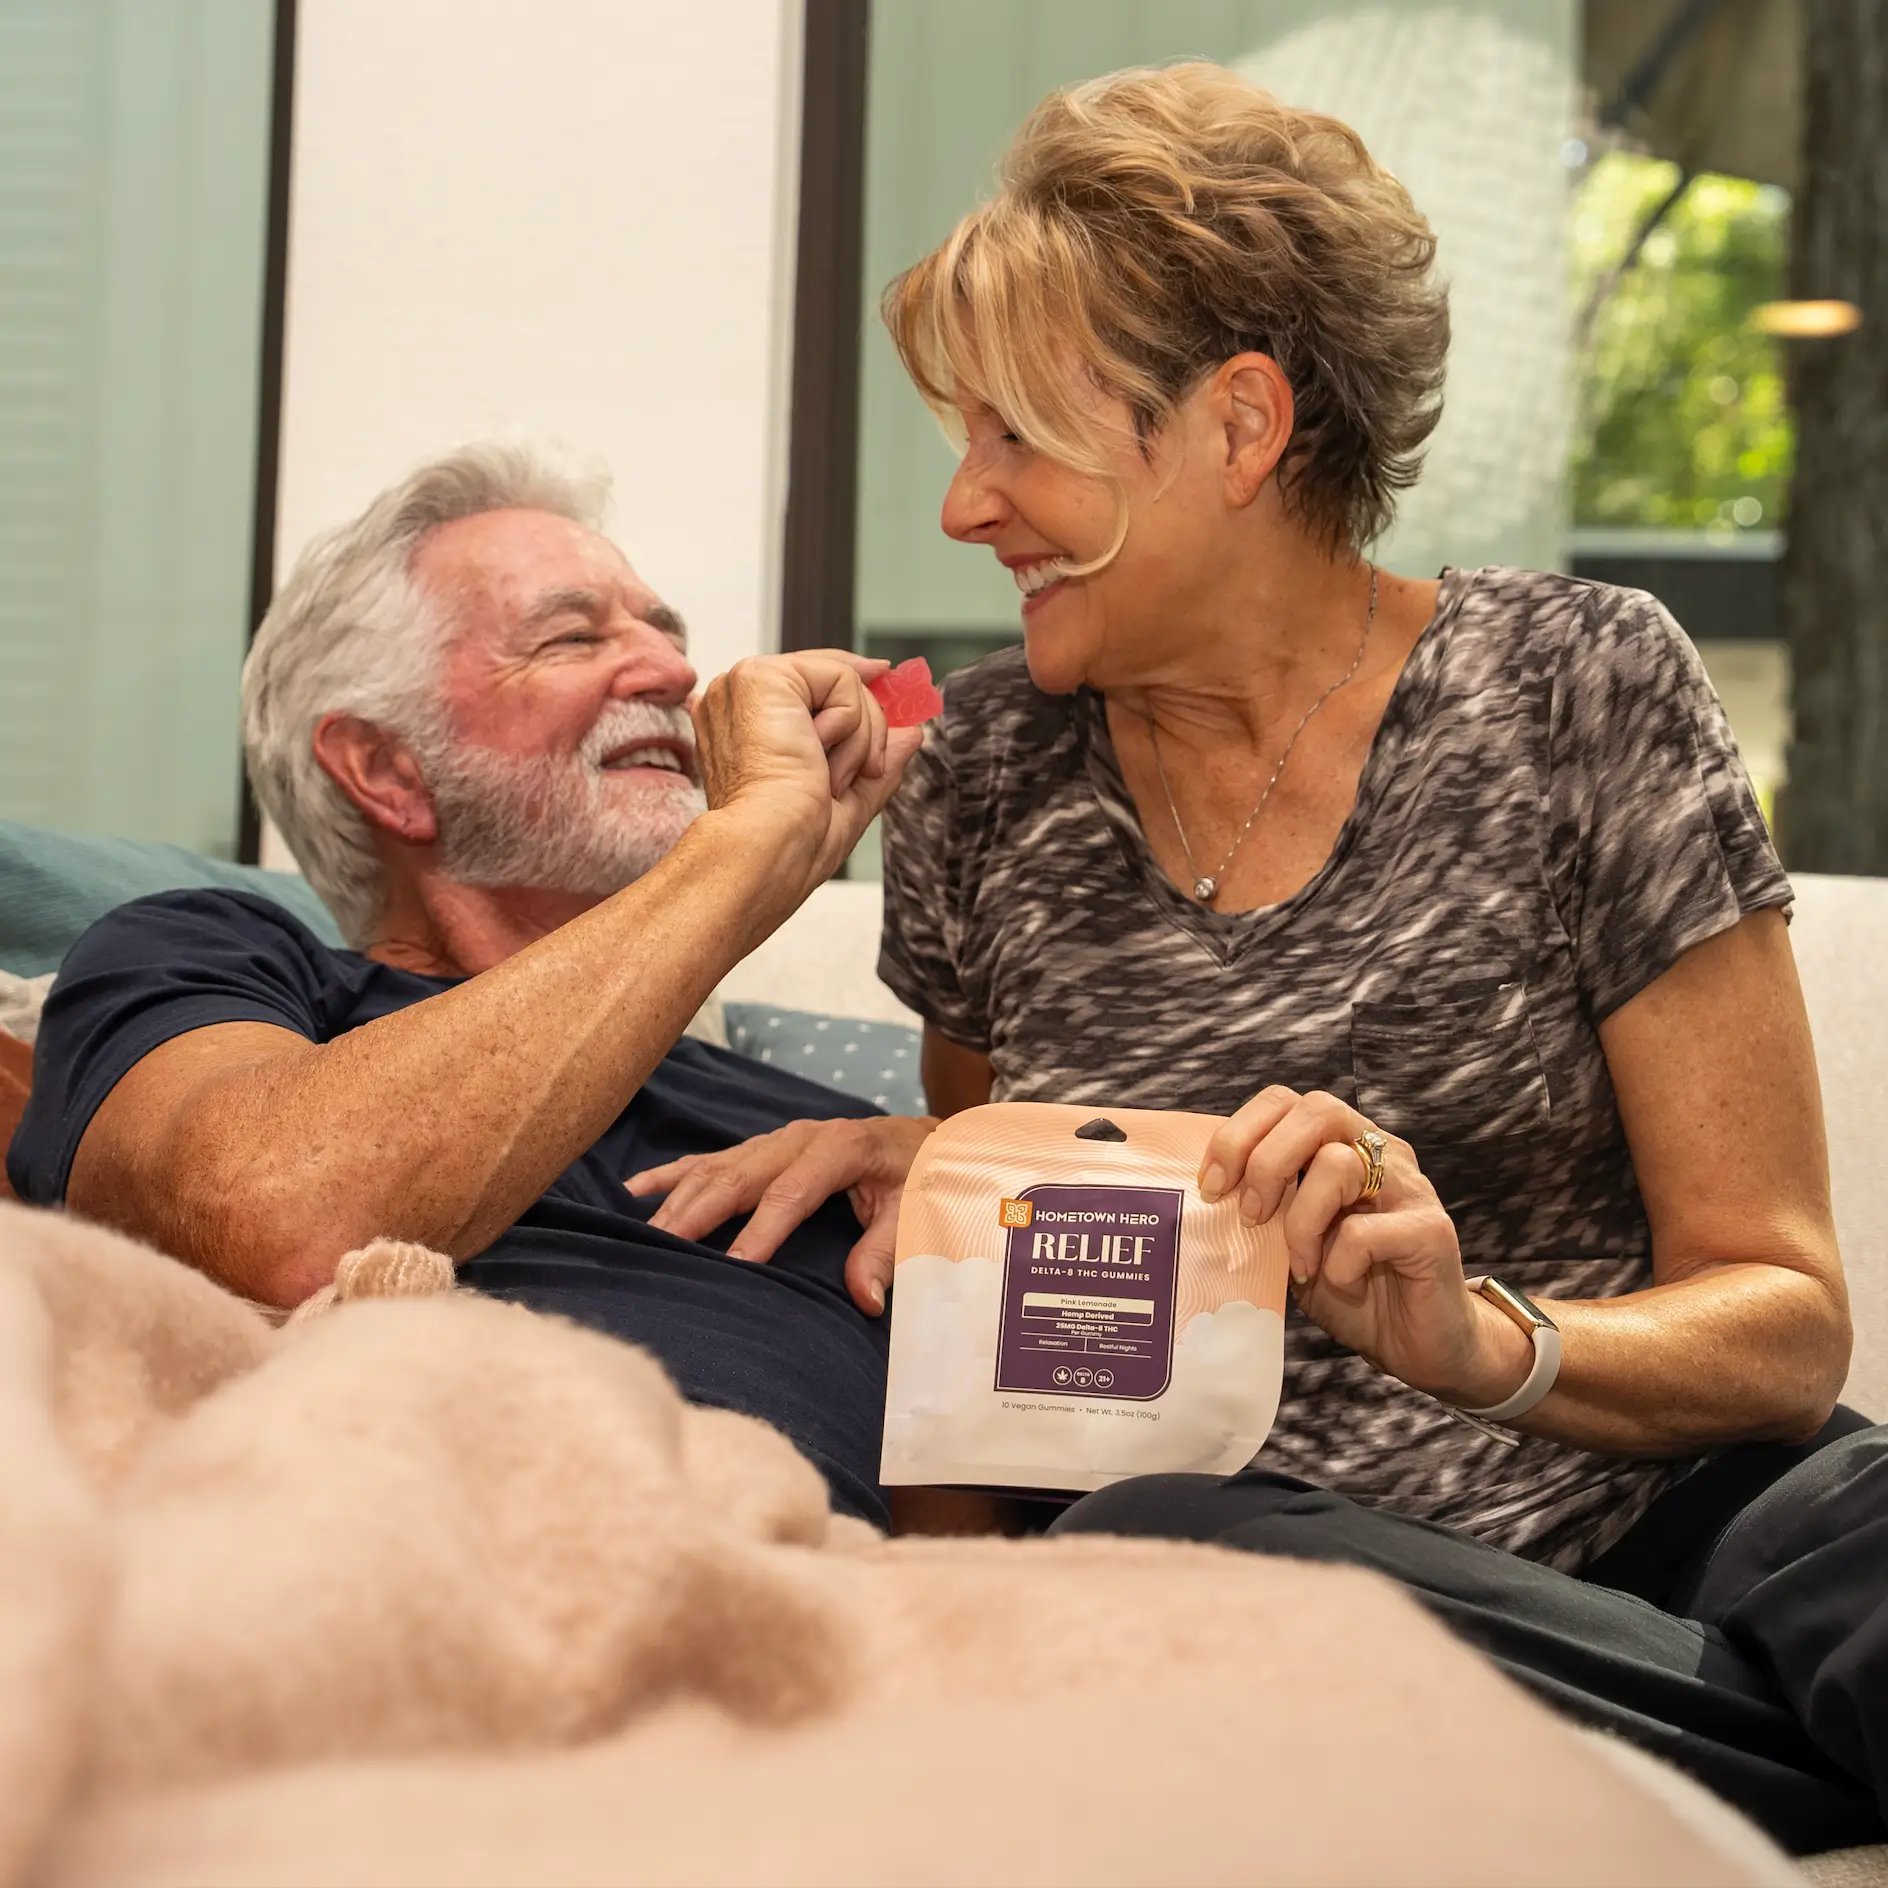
left=721, top=1002, right=927, bottom=1115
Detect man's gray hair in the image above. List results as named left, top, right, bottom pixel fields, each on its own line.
left=242, top=440, right=611, bottom=947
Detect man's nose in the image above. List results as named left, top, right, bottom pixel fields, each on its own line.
left=941, top=457, right=1009, bottom=543
left=609, top=622, right=697, bottom=708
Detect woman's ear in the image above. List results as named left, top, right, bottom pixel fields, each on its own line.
left=1215, top=353, right=1296, bottom=509
left=311, top=713, right=439, bottom=846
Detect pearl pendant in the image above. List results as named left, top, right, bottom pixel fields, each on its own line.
left=1193, top=876, right=1217, bottom=902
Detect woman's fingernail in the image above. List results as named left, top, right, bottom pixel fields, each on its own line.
left=1200, top=1162, right=1228, bottom=1201
left=1239, top=1188, right=1265, bottom=1224
left=1289, top=1250, right=1309, bottom=1284
left=867, top=1280, right=886, bottom=1314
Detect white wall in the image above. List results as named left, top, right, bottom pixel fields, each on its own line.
left=273, top=0, right=802, bottom=735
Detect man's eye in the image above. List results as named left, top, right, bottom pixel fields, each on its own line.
left=550, top=631, right=601, bottom=648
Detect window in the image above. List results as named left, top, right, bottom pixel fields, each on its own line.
left=0, top=0, right=285, bottom=858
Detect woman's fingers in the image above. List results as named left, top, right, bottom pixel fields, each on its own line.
left=625, top=1154, right=700, bottom=1197
left=1280, top=1140, right=1370, bottom=1284
left=1233, top=1089, right=1360, bottom=1224
left=629, top=1115, right=931, bottom=1297
left=646, top=1164, right=762, bottom=1241
left=725, top=1120, right=876, bottom=1264
left=1203, top=1084, right=1442, bottom=1297
left=632, top=1122, right=819, bottom=1242
left=1311, top=1202, right=1443, bottom=1295
left=843, top=1198, right=899, bottom=1316
left=1198, top=1086, right=1297, bottom=1201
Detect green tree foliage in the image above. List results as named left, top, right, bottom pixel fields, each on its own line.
left=1571, top=153, right=1793, bottom=532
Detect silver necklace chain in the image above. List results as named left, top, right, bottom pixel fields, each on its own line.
left=1150, top=565, right=1379, bottom=905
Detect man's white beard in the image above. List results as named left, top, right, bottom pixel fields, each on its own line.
left=418, top=702, right=707, bottom=899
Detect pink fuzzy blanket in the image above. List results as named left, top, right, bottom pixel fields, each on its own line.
left=0, top=1201, right=1780, bottom=1887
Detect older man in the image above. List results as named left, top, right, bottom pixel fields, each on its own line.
left=7, top=442, right=930, bottom=1527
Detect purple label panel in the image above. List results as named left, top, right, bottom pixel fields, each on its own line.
left=994, top=1183, right=1181, bottom=1400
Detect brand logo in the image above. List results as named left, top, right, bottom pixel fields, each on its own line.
left=998, top=1198, right=1033, bottom=1229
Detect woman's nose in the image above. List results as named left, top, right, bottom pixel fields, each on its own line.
left=941, top=458, right=1008, bottom=544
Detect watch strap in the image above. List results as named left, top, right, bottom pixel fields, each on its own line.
left=1454, top=1275, right=1563, bottom=1425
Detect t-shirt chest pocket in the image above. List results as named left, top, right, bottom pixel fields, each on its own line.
left=1349, top=978, right=1551, bottom=1159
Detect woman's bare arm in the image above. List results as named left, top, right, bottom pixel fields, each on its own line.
left=1512, top=908, right=1850, bottom=1451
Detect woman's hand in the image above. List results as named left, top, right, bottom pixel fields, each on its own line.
left=1200, top=1087, right=1531, bottom=1409
left=626, top=1114, right=939, bottom=1317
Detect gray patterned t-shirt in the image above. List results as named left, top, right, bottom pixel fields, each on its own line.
left=878, top=566, right=1791, bottom=1572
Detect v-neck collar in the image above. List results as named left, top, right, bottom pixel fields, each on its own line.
left=1076, top=566, right=1474, bottom=969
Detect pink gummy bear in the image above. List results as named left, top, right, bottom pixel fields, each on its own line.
left=868, top=657, right=944, bottom=728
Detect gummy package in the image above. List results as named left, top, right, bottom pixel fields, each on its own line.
left=882, top=1101, right=1290, bottom=1493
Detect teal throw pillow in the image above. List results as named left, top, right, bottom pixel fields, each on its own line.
left=0, top=819, right=343, bottom=977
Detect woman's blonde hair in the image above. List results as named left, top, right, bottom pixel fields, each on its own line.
left=883, top=62, right=1449, bottom=553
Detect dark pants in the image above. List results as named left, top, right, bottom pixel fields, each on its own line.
left=1051, top=1413, right=1888, bottom=1856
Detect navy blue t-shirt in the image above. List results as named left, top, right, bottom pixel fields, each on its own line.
left=8, top=889, right=892, bottom=1525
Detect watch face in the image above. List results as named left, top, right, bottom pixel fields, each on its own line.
left=1480, top=1276, right=1558, bottom=1334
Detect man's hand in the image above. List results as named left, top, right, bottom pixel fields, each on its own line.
left=626, top=1114, right=938, bottom=1316
left=692, top=652, right=925, bottom=907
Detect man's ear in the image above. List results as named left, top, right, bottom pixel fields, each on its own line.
left=1214, top=353, right=1296, bottom=509
left=310, top=714, right=438, bottom=846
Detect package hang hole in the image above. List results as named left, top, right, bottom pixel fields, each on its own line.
left=1073, top=1117, right=1128, bottom=1142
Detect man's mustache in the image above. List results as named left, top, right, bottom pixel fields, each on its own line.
left=580, top=703, right=697, bottom=771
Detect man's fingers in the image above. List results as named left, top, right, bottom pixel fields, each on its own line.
left=836, top=724, right=924, bottom=834
left=826, top=710, right=878, bottom=798
left=859, top=693, right=891, bottom=781
left=795, top=649, right=891, bottom=685
left=883, top=723, right=924, bottom=780
left=808, top=675, right=881, bottom=798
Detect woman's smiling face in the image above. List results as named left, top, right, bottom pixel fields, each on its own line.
left=938, top=384, right=1236, bottom=697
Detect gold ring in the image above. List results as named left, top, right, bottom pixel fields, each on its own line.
left=1352, top=1130, right=1387, bottom=1203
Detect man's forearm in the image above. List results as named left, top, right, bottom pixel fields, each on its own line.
left=176, top=808, right=808, bottom=1300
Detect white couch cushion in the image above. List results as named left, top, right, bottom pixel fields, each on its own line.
left=1789, top=875, right=1886, bottom=1415
left=717, top=878, right=916, bottom=1028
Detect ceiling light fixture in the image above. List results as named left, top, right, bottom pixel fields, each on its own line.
left=1750, top=300, right=1863, bottom=337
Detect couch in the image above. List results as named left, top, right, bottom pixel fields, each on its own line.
left=1, top=820, right=1881, bottom=1410
left=0, top=822, right=1882, bottom=1881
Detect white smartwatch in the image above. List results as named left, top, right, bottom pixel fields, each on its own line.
left=1450, top=1276, right=1562, bottom=1434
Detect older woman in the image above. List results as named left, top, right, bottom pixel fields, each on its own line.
left=632, top=64, right=1886, bottom=1850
